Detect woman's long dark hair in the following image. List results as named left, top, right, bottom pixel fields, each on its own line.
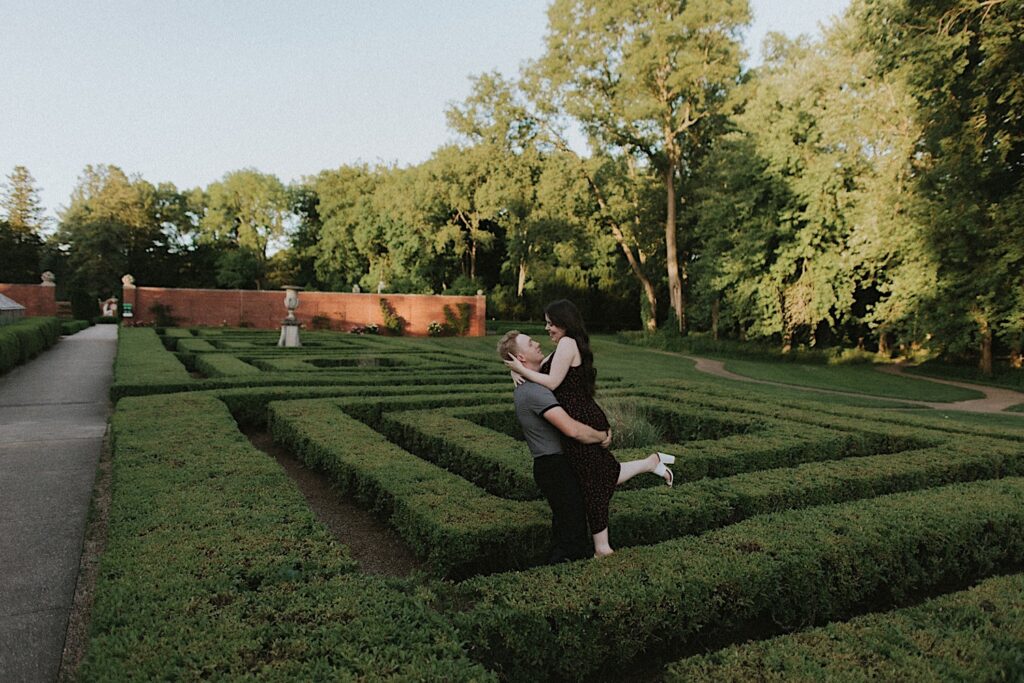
left=545, top=299, right=596, bottom=397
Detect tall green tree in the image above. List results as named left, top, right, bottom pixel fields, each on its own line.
left=2, top=166, right=47, bottom=236
left=423, top=145, right=498, bottom=283
left=0, top=166, right=47, bottom=282
left=56, top=165, right=170, bottom=315
left=694, top=24, right=937, bottom=352
left=287, top=182, right=324, bottom=289
left=852, top=0, right=1024, bottom=373
left=201, top=169, right=290, bottom=289
left=537, top=0, right=750, bottom=332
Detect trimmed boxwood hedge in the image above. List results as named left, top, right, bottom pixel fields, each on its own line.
left=194, top=353, right=262, bottom=377
left=112, top=327, right=191, bottom=393
left=111, top=329, right=514, bottom=399
left=60, top=319, right=93, bottom=336
left=378, top=408, right=539, bottom=500
left=214, top=382, right=509, bottom=428
left=268, top=397, right=551, bottom=579
left=666, top=571, right=1024, bottom=681
left=89, top=328, right=1024, bottom=679
left=80, top=392, right=490, bottom=680
left=450, top=478, right=1024, bottom=681
left=269, top=393, right=1024, bottom=577
left=0, top=316, right=61, bottom=373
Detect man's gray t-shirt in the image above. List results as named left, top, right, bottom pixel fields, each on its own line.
left=514, top=381, right=564, bottom=458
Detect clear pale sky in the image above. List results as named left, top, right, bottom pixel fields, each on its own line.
left=0, top=0, right=849, bottom=223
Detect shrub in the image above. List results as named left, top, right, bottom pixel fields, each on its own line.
left=666, top=572, right=1024, bottom=681
left=451, top=478, right=1024, bottom=681
left=266, top=391, right=1018, bottom=578
left=0, top=316, right=61, bottom=372
left=604, top=402, right=664, bottom=449
left=61, top=319, right=93, bottom=336
left=443, top=303, right=472, bottom=336
left=112, top=328, right=192, bottom=397
left=380, top=299, right=405, bottom=335
left=80, top=392, right=489, bottom=681
left=149, top=302, right=178, bottom=327
left=193, top=354, right=262, bottom=377
left=310, top=314, right=331, bottom=330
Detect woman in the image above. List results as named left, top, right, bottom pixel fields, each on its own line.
left=505, top=299, right=673, bottom=558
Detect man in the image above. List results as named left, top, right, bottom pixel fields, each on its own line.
left=497, top=330, right=611, bottom=563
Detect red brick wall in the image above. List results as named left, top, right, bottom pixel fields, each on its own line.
left=122, top=286, right=486, bottom=336
left=0, top=284, right=57, bottom=317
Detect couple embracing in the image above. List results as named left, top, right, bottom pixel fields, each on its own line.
left=498, top=299, right=674, bottom=562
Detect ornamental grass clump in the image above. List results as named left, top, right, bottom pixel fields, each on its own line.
left=604, top=401, right=664, bottom=450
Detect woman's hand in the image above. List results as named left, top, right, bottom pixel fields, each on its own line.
left=504, top=354, right=527, bottom=376
left=510, top=370, right=525, bottom=386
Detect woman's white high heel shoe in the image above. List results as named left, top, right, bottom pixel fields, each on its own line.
left=653, top=459, right=674, bottom=487
left=656, top=451, right=676, bottom=465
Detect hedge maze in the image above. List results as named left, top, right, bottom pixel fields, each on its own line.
left=80, top=327, right=1024, bottom=680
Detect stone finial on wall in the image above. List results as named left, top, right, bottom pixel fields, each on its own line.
left=40, top=271, right=56, bottom=286
left=121, top=274, right=136, bottom=289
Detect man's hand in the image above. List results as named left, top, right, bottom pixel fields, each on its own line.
left=600, top=429, right=612, bottom=449
left=544, top=408, right=612, bottom=446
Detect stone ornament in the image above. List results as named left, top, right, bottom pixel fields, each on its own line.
left=278, top=285, right=303, bottom=347
left=40, top=271, right=56, bottom=286
left=121, top=274, right=136, bottom=288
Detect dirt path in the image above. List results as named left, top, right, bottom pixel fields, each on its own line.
left=675, top=353, right=1024, bottom=415
left=875, top=365, right=1024, bottom=413
left=243, top=429, right=423, bottom=577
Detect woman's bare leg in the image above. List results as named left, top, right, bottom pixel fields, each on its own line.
left=616, top=453, right=662, bottom=484
left=593, top=528, right=613, bottom=557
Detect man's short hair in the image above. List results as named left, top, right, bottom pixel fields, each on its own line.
left=497, top=330, right=522, bottom=362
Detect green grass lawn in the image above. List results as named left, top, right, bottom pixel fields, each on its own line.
left=408, top=333, right=942, bottom=411
left=722, top=358, right=985, bottom=403
left=905, top=362, right=1024, bottom=390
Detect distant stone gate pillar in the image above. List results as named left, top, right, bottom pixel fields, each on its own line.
left=121, top=274, right=137, bottom=325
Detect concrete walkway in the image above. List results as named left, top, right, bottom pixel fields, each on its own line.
left=0, top=325, right=117, bottom=682
left=681, top=354, right=1024, bottom=415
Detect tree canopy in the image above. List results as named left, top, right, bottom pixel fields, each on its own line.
left=12, top=0, right=1018, bottom=367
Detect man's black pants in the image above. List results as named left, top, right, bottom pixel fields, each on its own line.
left=533, top=453, right=591, bottom=563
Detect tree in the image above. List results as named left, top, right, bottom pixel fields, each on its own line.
left=0, top=166, right=46, bottom=282
left=852, top=0, right=1024, bottom=374
left=313, top=165, right=436, bottom=293
left=201, top=169, right=289, bottom=289
left=56, top=165, right=169, bottom=316
left=537, top=0, right=750, bottom=332
left=692, top=23, right=941, bottom=353
left=2, top=166, right=47, bottom=236
left=313, top=165, right=378, bottom=290
left=423, top=145, right=497, bottom=283
left=287, top=182, right=324, bottom=289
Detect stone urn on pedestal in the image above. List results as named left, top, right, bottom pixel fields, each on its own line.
left=277, top=285, right=304, bottom=347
